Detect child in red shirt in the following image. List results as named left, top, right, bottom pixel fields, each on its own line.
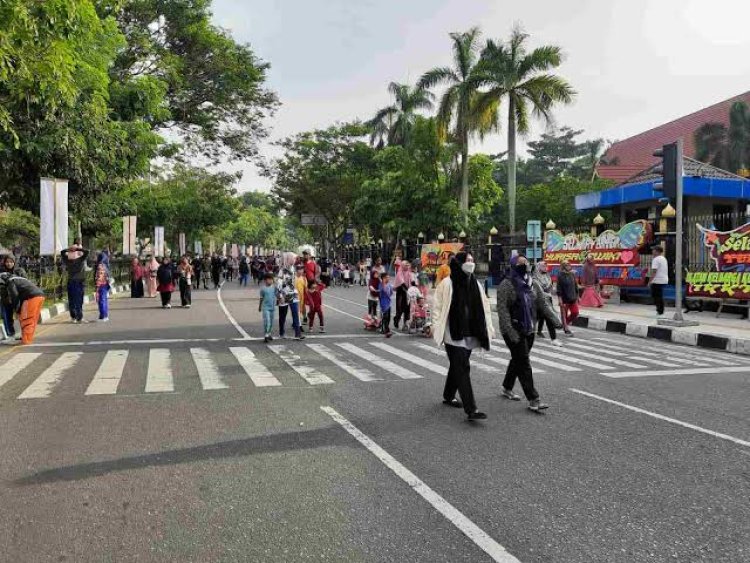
left=305, top=280, right=325, bottom=333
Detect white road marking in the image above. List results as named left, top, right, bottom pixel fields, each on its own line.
left=269, top=344, right=334, bottom=385
left=570, top=388, right=750, bottom=448
left=145, top=349, right=174, bottom=393
left=370, top=342, right=447, bottom=375
left=601, top=365, right=750, bottom=378
left=324, top=302, right=369, bottom=322
left=337, top=343, right=422, bottom=379
left=190, top=348, right=228, bottom=390
left=216, top=283, right=252, bottom=339
left=531, top=346, right=615, bottom=370
left=18, top=352, right=82, bottom=399
left=491, top=340, right=579, bottom=372
left=413, top=343, right=498, bottom=374
left=0, top=353, right=41, bottom=390
left=229, top=347, right=281, bottom=387
left=85, top=350, right=128, bottom=395
left=535, top=341, right=647, bottom=369
left=560, top=340, right=679, bottom=367
left=588, top=337, right=745, bottom=364
left=306, top=343, right=382, bottom=382
left=25, top=338, right=231, bottom=348
left=326, top=293, right=368, bottom=309
left=321, top=406, right=521, bottom=563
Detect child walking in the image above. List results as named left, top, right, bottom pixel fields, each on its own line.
left=259, top=273, right=277, bottom=342
left=177, top=256, right=193, bottom=308
left=379, top=272, right=394, bottom=338
left=94, top=251, right=111, bottom=322
left=305, top=279, right=325, bottom=333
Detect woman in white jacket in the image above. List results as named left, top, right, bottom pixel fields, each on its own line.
left=430, top=252, right=495, bottom=421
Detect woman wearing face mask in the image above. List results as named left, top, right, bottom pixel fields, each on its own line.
left=430, top=252, right=494, bottom=421
left=556, top=259, right=580, bottom=335
left=497, top=255, right=561, bottom=412
left=532, top=261, right=562, bottom=347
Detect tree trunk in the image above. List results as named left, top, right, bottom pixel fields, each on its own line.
left=507, top=97, right=517, bottom=234
left=460, top=130, right=469, bottom=223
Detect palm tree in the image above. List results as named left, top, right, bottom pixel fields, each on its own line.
left=418, top=27, right=498, bottom=219
left=695, top=101, right=750, bottom=174
left=367, top=82, right=434, bottom=148
left=474, top=26, right=575, bottom=233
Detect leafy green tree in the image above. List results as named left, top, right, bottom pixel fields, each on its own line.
left=367, top=83, right=434, bottom=148
left=694, top=101, right=750, bottom=174
left=99, top=0, right=279, bottom=162
left=467, top=154, right=503, bottom=235
left=270, top=123, right=377, bottom=248
left=419, top=27, right=498, bottom=219
left=514, top=176, right=611, bottom=229
left=0, top=208, right=40, bottom=252
left=474, top=26, right=575, bottom=233
left=0, top=0, right=162, bottom=215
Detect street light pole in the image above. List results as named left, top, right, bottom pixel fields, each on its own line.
left=673, top=137, right=685, bottom=323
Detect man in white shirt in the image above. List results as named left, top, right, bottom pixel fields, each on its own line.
left=648, top=245, right=669, bottom=316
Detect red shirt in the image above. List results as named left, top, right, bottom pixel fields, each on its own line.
left=304, top=259, right=317, bottom=281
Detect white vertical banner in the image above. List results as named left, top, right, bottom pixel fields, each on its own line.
left=154, top=226, right=165, bottom=257
left=195, top=240, right=203, bottom=255
left=209, top=240, right=215, bottom=254
left=231, top=244, right=239, bottom=258
left=39, top=178, right=69, bottom=256
left=222, top=242, right=227, bottom=256
left=240, top=244, right=246, bottom=256
left=122, top=216, right=137, bottom=256
left=179, top=233, right=186, bottom=256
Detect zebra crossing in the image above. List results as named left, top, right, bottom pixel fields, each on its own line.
left=1, top=333, right=749, bottom=401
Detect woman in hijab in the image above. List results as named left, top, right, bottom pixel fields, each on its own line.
left=556, top=259, right=580, bottom=335
left=146, top=255, right=159, bottom=298
left=532, top=261, right=561, bottom=347
left=156, top=257, right=176, bottom=309
left=130, top=257, right=144, bottom=298
left=431, top=251, right=494, bottom=421
left=579, top=254, right=605, bottom=308
left=393, top=260, right=412, bottom=330
left=497, top=254, right=561, bottom=412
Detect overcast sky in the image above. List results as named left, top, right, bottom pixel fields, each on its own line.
left=210, top=0, right=750, bottom=191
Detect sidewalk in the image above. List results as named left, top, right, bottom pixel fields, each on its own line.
left=488, top=296, right=750, bottom=355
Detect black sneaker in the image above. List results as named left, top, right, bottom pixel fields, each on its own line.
left=263, top=336, right=269, bottom=343
left=467, top=411, right=487, bottom=421
left=442, top=398, right=462, bottom=408
left=537, top=332, right=545, bottom=338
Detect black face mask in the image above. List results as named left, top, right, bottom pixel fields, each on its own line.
left=513, top=263, right=528, bottom=276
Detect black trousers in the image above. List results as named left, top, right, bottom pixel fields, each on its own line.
left=368, top=299, right=378, bottom=317
left=502, top=333, right=539, bottom=401
left=651, top=283, right=665, bottom=315
left=160, top=291, right=172, bottom=307
left=537, top=311, right=557, bottom=340
left=179, top=278, right=192, bottom=306
left=381, top=308, right=391, bottom=334
left=394, top=285, right=409, bottom=326
left=443, top=344, right=477, bottom=414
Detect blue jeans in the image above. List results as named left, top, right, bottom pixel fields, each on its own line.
left=279, top=302, right=301, bottom=337
left=239, top=273, right=249, bottom=286
left=2, top=303, right=15, bottom=336
left=97, top=286, right=109, bottom=319
left=262, top=308, right=275, bottom=336
left=67, top=280, right=84, bottom=321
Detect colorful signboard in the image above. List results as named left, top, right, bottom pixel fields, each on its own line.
left=543, top=220, right=652, bottom=286
left=420, top=243, right=464, bottom=275
left=687, top=222, right=750, bottom=299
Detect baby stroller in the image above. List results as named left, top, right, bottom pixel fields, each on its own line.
left=408, top=297, right=431, bottom=336
left=363, top=313, right=381, bottom=332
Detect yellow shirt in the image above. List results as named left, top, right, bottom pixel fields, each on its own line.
left=435, top=264, right=451, bottom=286
left=295, top=276, right=307, bottom=309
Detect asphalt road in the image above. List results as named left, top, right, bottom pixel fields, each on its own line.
left=0, top=281, right=748, bottom=562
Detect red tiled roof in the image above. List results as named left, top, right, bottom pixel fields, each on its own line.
left=596, top=91, right=750, bottom=183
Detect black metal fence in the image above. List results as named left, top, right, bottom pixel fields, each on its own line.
left=16, top=256, right=131, bottom=304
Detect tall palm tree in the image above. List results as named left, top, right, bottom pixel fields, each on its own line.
left=418, top=27, right=498, bottom=220
left=367, top=82, right=434, bottom=148
left=695, top=101, right=750, bottom=174
left=474, top=26, right=575, bottom=233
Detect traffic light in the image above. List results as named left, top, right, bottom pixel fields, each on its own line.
left=652, top=142, right=679, bottom=199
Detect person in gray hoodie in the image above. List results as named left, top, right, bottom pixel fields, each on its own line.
left=497, top=255, right=561, bottom=412
left=532, top=261, right=562, bottom=347
left=61, top=240, right=90, bottom=323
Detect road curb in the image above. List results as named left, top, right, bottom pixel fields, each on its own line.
left=573, top=313, right=749, bottom=356
left=39, top=284, right=130, bottom=324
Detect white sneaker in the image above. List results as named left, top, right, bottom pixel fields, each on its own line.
left=551, top=339, right=563, bottom=347
left=99, top=317, right=110, bottom=323
left=166, top=304, right=172, bottom=309
left=80, top=319, right=89, bottom=324
left=186, top=304, right=191, bottom=309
